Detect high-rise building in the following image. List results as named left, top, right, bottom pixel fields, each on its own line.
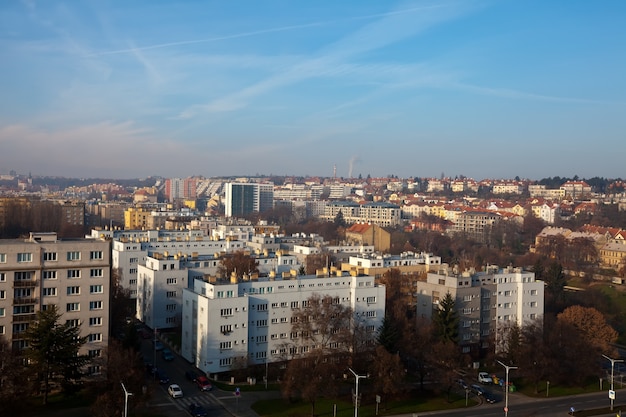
left=165, top=178, right=197, bottom=202
left=224, top=182, right=274, bottom=217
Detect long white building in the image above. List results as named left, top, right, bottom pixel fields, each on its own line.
left=181, top=273, right=386, bottom=375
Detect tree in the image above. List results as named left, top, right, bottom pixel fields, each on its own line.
left=557, top=305, right=618, bottom=355
left=24, top=305, right=88, bottom=404
left=0, top=336, right=30, bottom=415
left=544, top=262, right=567, bottom=311
left=91, top=340, right=149, bottom=417
left=334, top=210, right=346, bottom=227
left=217, top=250, right=259, bottom=279
left=376, top=315, right=400, bottom=353
left=304, top=252, right=335, bottom=275
left=433, top=292, right=459, bottom=344
left=369, top=346, right=407, bottom=401
left=281, top=294, right=354, bottom=416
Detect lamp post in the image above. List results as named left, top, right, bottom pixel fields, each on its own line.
left=497, top=360, right=517, bottom=417
left=121, top=382, right=133, bottom=417
left=603, top=354, right=624, bottom=411
left=347, top=367, right=368, bottom=417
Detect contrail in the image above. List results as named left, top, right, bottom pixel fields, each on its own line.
left=85, top=4, right=447, bottom=57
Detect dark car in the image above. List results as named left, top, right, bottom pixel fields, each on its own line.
left=185, top=370, right=199, bottom=382
left=155, top=370, right=170, bottom=385
left=162, top=348, right=174, bottom=361
left=188, top=403, right=208, bottom=417
left=195, top=375, right=212, bottom=391
left=483, top=392, right=499, bottom=404
left=470, top=384, right=486, bottom=396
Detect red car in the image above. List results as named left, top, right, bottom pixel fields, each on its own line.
left=195, top=375, right=212, bottom=391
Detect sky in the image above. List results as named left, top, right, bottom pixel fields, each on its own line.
left=1, top=0, right=625, bottom=180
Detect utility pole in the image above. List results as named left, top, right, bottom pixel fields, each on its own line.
left=347, top=368, right=367, bottom=417
left=603, top=354, right=624, bottom=411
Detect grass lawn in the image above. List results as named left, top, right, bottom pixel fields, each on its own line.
left=252, top=391, right=478, bottom=417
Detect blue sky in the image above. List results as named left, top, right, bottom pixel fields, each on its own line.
left=1, top=0, right=625, bottom=180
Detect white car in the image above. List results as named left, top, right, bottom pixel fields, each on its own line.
left=478, top=372, right=493, bottom=384
left=168, top=384, right=183, bottom=398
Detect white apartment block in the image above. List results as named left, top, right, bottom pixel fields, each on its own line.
left=181, top=273, right=386, bottom=375
left=88, top=228, right=247, bottom=300
left=528, top=185, right=566, bottom=199
left=415, top=266, right=544, bottom=354
left=0, top=232, right=110, bottom=368
left=137, top=251, right=303, bottom=330
left=492, top=182, right=523, bottom=194
left=322, top=201, right=402, bottom=226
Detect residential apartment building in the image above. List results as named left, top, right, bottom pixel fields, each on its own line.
left=224, top=182, right=274, bottom=218
left=181, top=272, right=385, bottom=375
left=341, top=251, right=441, bottom=278
left=450, top=211, right=501, bottom=243
left=322, top=201, right=401, bottom=227
left=415, top=266, right=544, bottom=354
left=165, top=177, right=198, bottom=202
left=0, top=232, right=110, bottom=369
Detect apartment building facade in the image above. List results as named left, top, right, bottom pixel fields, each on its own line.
left=0, top=232, right=110, bottom=370
left=415, top=266, right=544, bottom=355
left=181, top=273, right=386, bottom=375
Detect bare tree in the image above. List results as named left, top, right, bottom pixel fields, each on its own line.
left=217, top=251, right=259, bottom=279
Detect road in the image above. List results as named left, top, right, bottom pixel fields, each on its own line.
left=141, top=333, right=237, bottom=417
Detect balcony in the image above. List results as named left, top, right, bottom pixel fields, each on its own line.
left=13, top=280, right=38, bottom=288
left=13, top=313, right=36, bottom=323
left=14, top=297, right=38, bottom=305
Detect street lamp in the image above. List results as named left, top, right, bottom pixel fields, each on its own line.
left=347, top=367, right=367, bottom=417
left=121, top=382, right=133, bottom=417
left=497, top=360, right=517, bottom=417
left=602, top=354, right=624, bottom=411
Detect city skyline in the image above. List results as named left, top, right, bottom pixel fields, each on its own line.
left=1, top=1, right=625, bottom=180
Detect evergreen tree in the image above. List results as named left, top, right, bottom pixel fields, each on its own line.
left=376, top=315, right=400, bottom=353
left=334, top=210, right=346, bottom=227
left=24, top=305, right=88, bottom=404
left=433, top=292, right=459, bottom=344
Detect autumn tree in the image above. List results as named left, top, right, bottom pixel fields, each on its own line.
left=369, top=345, right=407, bottom=402
left=433, top=292, right=459, bottom=344
left=506, top=318, right=550, bottom=394
left=304, top=252, right=336, bottom=275
left=217, top=250, right=259, bottom=279
left=0, top=336, right=30, bottom=415
left=24, top=305, right=88, bottom=404
left=281, top=294, right=354, bottom=416
left=557, top=305, right=618, bottom=356
left=91, top=340, right=149, bottom=417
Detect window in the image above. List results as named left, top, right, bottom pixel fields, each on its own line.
left=530, top=289, right=538, bottom=295
left=271, top=318, right=278, bottom=324
left=67, top=251, right=81, bottom=261
left=257, top=304, right=268, bottom=312
left=256, top=335, right=267, bottom=343
left=0, top=273, right=4, bottom=282
left=167, top=278, right=177, bottom=285
left=43, top=271, right=57, bottom=279
left=0, top=325, right=3, bottom=334
left=0, top=290, right=4, bottom=299
left=256, top=319, right=268, bottom=327
left=530, top=301, right=537, bottom=307
left=88, top=333, right=102, bottom=342
left=89, top=317, right=102, bottom=326
left=219, top=341, right=232, bottom=350
left=129, top=268, right=137, bottom=274
left=0, top=253, right=5, bottom=263
left=220, top=324, right=232, bottom=334
left=165, top=317, right=176, bottom=324
left=17, top=253, right=32, bottom=263
left=67, top=270, right=81, bottom=279
left=280, top=317, right=288, bottom=323
left=291, top=301, right=299, bottom=309
left=87, top=365, right=101, bottom=375
left=15, top=271, right=32, bottom=281
left=463, top=308, right=472, bottom=315
left=366, top=296, right=376, bottom=304
left=130, top=257, right=138, bottom=264
left=43, top=252, right=57, bottom=261
left=90, top=285, right=103, bottom=294
left=166, top=304, right=176, bottom=311
left=67, top=286, right=80, bottom=295
left=89, top=349, right=102, bottom=358
left=219, top=358, right=232, bottom=367
left=43, top=287, right=57, bottom=296
left=66, top=303, right=80, bottom=312
left=366, top=311, right=376, bottom=318
left=166, top=291, right=177, bottom=298
left=220, top=308, right=233, bottom=317
left=90, top=269, right=103, bottom=278
left=90, top=251, right=103, bottom=260
left=66, top=319, right=80, bottom=327
left=14, top=305, right=35, bottom=314
left=504, top=290, right=511, bottom=296
left=89, top=301, right=103, bottom=310
left=0, top=307, right=4, bottom=317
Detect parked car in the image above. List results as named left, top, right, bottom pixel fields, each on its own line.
left=195, top=375, right=212, bottom=391
left=471, top=384, right=486, bottom=396
left=162, top=348, right=174, bottom=361
left=188, top=403, right=208, bottom=417
left=457, top=379, right=468, bottom=390
left=483, top=391, right=498, bottom=404
left=478, top=372, right=493, bottom=384
left=155, top=370, right=170, bottom=385
left=153, top=339, right=164, bottom=351
left=185, top=370, right=199, bottom=382
left=168, top=384, right=183, bottom=399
